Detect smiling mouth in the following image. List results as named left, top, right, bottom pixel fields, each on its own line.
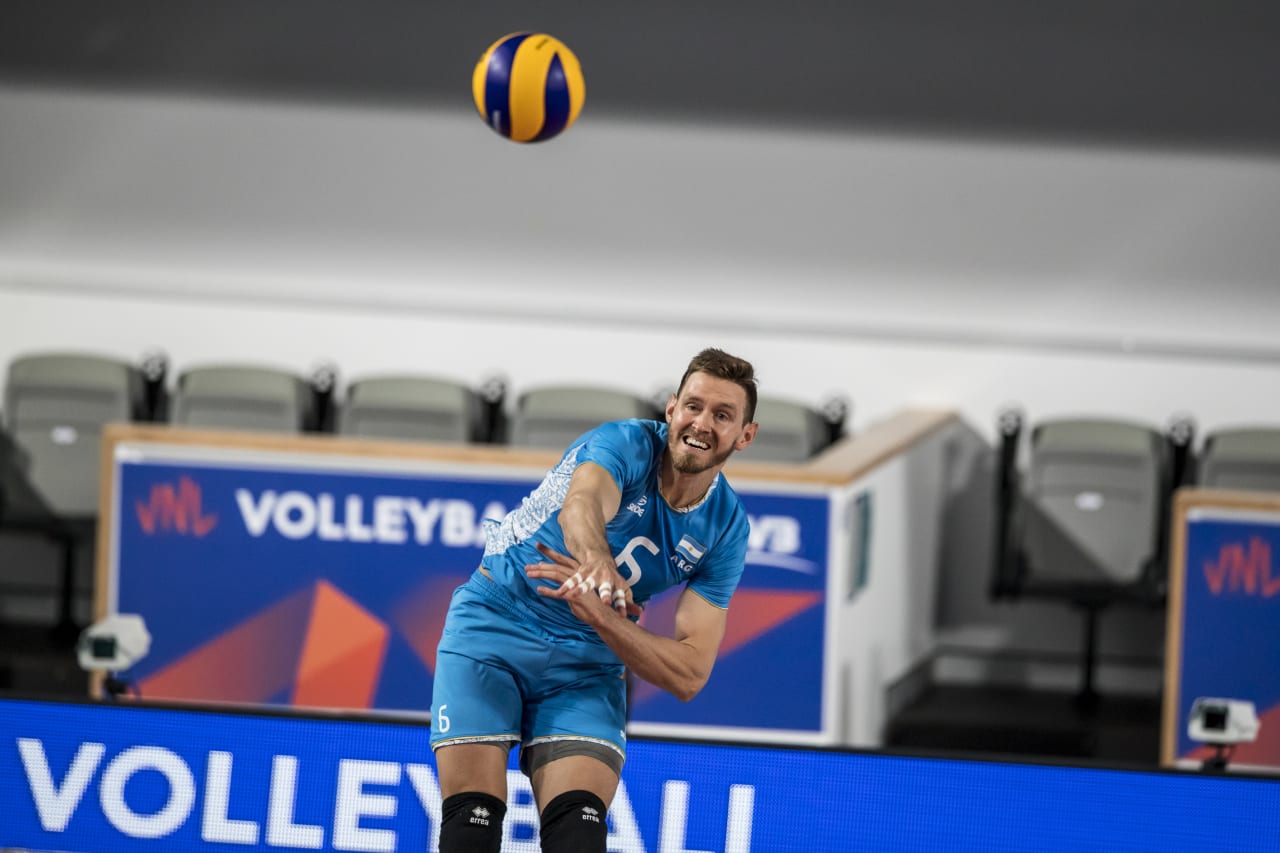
left=682, top=435, right=710, bottom=451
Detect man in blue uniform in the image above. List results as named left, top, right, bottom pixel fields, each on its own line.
left=430, top=348, right=760, bottom=853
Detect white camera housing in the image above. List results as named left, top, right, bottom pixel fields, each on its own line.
left=77, top=614, right=152, bottom=672
left=1187, top=697, right=1260, bottom=746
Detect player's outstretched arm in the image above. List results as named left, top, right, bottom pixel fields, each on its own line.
left=591, top=586, right=726, bottom=702
left=551, top=462, right=632, bottom=615
left=526, top=545, right=726, bottom=702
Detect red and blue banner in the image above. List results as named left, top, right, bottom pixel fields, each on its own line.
left=109, top=449, right=829, bottom=739
left=1171, top=507, right=1280, bottom=769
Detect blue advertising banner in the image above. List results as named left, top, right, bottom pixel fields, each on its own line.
left=109, top=449, right=828, bottom=737
left=3, top=697, right=1279, bottom=853
left=116, top=459, right=531, bottom=716
left=1172, top=508, right=1280, bottom=768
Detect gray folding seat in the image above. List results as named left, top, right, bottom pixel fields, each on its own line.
left=509, top=385, right=658, bottom=449
left=170, top=365, right=314, bottom=433
left=993, top=415, right=1171, bottom=705
left=1197, top=427, right=1280, bottom=492
left=742, top=396, right=831, bottom=463
left=4, top=353, right=145, bottom=517
left=3, top=353, right=145, bottom=638
left=338, top=375, right=483, bottom=444
left=0, top=417, right=36, bottom=518
left=1019, top=419, right=1167, bottom=589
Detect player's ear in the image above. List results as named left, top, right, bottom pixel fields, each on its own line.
left=735, top=421, right=758, bottom=451
left=665, top=394, right=676, bottom=423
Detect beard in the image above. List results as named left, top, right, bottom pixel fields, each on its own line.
left=670, top=432, right=735, bottom=474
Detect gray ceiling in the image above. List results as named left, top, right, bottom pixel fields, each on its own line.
left=4, top=0, right=1280, bottom=156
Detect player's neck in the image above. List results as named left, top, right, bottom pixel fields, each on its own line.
left=658, top=460, right=716, bottom=511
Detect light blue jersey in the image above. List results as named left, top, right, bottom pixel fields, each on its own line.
left=431, top=418, right=751, bottom=759
left=480, top=418, right=751, bottom=641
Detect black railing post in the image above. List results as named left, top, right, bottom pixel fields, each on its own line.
left=991, top=407, right=1024, bottom=599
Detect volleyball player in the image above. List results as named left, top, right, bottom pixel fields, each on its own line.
left=430, top=348, right=760, bottom=853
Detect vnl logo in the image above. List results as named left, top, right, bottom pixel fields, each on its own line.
left=135, top=476, right=218, bottom=537
left=1204, top=536, right=1280, bottom=597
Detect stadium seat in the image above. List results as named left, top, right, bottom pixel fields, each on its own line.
left=170, top=365, right=316, bottom=433
left=3, top=352, right=146, bottom=638
left=992, top=413, right=1173, bottom=705
left=1019, top=419, right=1168, bottom=588
left=1196, top=427, right=1280, bottom=492
left=742, top=396, right=833, bottom=463
left=0, top=419, right=35, bottom=527
left=338, top=375, right=484, bottom=444
left=0, top=416, right=74, bottom=604
left=4, top=353, right=146, bottom=517
left=509, top=385, right=659, bottom=449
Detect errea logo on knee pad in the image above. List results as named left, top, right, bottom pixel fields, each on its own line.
left=581, top=805, right=601, bottom=823
left=469, top=806, right=491, bottom=825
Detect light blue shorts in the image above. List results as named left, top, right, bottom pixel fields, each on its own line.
left=430, top=570, right=627, bottom=766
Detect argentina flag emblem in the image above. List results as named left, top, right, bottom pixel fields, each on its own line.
left=675, top=535, right=706, bottom=564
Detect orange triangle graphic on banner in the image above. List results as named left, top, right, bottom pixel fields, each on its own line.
left=719, top=589, right=823, bottom=654
left=138, top=585, right=316, bottom=704
left=638, top=588, right=822, bottom=655
left=292, top=580, right=389, bottom=710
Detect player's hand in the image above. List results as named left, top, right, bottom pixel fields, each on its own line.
left=525, top=542, right=639, bottom=618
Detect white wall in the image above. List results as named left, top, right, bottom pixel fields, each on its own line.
left=2, top=83, right=1280, bottom=441
left=834, top=423, right=963, bottom=746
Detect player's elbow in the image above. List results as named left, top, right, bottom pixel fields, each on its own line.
left=665, top=646, right=717, bottom=702
left=670, top=671, right=710, bottom=703
left=671, top=684, right=700, bottom=703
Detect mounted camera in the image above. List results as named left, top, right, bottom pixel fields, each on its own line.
left=1187, top=697, right=1260, bottom=771
left=77, top=614, right=151, bottom=699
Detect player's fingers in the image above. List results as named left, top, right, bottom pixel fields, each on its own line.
left=597, top=582, right=613, bottom=602
left=561, top=572, right=584, bottom=591
left=535, top=542, right=578, bottom=568
left=525, top=562, right=571, bottom=580
left=612, top=588, right=628, bottom=615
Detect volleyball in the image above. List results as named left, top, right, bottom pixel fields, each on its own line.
left=472, top=33, right=585, bottom=143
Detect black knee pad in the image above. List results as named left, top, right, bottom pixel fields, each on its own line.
left=539, top=790, right=608, bottom=853
left=440, top=792, right=506, bottom=853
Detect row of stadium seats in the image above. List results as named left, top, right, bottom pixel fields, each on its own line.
left=4, top=352, right=1280, bottom=664
left=989, top=410, right=1280, bottom=706
left=1, top=351, right=849, bottom=520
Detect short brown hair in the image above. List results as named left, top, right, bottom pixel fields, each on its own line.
left=676, top=348, right=758, bottom=423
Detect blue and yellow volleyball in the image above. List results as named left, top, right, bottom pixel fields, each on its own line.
left=472, top=33, right=585, bottom=143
